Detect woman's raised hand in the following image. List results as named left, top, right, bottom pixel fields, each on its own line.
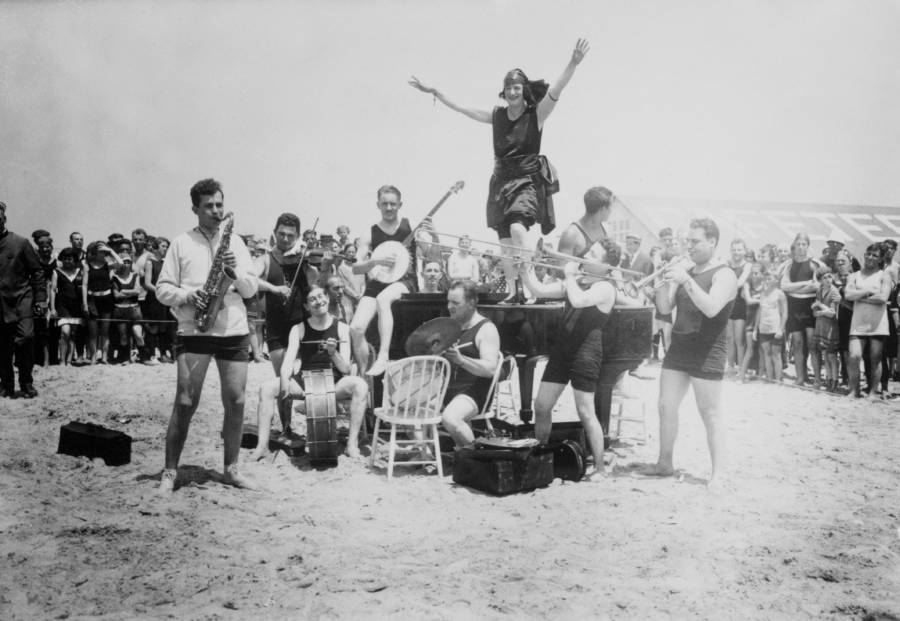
left=408, top=75, right=435, bottom=95
left=571, top=38, right=590, bottom=65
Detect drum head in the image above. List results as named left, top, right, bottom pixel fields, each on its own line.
left=368, top=241, right=411, bottom=284
left=552, top=439, right=586, bottom=481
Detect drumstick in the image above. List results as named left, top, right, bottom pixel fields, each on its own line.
left=440, top=340, right=473, bottom=353
left=299, top=339, right=348, bottom=345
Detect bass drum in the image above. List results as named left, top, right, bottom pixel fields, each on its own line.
left=552, top=439, right=586, bottom=481
left=367, top=241, right=411, bottom=284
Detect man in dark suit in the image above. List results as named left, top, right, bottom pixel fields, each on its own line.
left=0, top=201, right=47, bottom=398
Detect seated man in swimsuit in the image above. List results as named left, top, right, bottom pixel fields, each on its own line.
left=349, top=185, right=431, bottom=376
left=439, top=279, right=501, bottom=449
left=251, top=286, right=368, bottom=460
left=521, top=238, right=621, bottom=480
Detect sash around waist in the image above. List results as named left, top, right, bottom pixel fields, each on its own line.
left=493, top=154, right=543, bottom=179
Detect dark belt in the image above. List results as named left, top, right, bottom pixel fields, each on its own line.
left=493, top=154, right=542, bottom=179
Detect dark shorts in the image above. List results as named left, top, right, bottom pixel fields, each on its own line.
left=56, top=300, right=82, bottom=319
left=112, top=305, right=142, bottom=322
left=264, top=323, right=291, bottom=352
left=87, top=294, right=114, bottom=319
left=729, top=295, right=747, bottom=321
left=173, top=334, right=250, bottom=362
left=757, top=333, right=783, bottom=345
left=362, top=277, right=415, bottom=300
left=542, top=331, right=604, bottom=392
left=662, top=332, right=726, bottom=380
left=786, top=296, right=815, bottom=333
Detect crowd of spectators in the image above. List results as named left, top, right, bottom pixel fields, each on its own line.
left=662, top=231, right=899, bottom=400
left=10, top=213, right=900, bottom=400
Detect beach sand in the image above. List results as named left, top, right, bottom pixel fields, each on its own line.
left=1, top=361, right=898, bottom=620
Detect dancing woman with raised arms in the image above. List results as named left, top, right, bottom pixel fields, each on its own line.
left=409, top=39, right=590, bottom=302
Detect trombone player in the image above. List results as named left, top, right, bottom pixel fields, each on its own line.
left=520, top=238, right=622, bottom=480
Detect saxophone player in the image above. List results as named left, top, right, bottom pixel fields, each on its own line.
left=155, top=178, right=259, bottom=494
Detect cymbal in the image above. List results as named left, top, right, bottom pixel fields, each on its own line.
left=404, top=317, right=461, bottom=356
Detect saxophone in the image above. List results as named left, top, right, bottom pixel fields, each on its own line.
left=194, top=212, right=237, bottom=332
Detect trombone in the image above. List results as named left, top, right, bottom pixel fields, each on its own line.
left=534, top=238, right=646, bottom=278
left=430, top=230, right=536, bottom=257
left=425, top=240, right=631, bottom=286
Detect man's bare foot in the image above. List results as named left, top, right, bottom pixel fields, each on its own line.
left=248, top=448, right=273, bottom=462
left=344, top=445, right=361, bottom=459
left=223, top=464, right=260, bottom=490
left=582, top=465, right=608, bottom=482
left=366, top=355, right=388, bottom=377
left=637, top=463, right=675, bottom=477
left=157, top=468, right=176, bottom=495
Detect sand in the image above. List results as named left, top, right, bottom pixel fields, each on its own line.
left=1, top=361, right=898, bottom=620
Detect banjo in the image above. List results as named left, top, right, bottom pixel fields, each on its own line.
left=367, top=180, right=464, bottom=284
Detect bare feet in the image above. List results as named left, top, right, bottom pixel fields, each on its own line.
left=248, top=448, right=273, bottom=462
left=223, top=464, right=260, bottom=491
left=637, top=463, right=676, bottom=477
left=157, top=468, right=177, bottom=495
left=582, top=465, right=607, bottom=482
left=366, top=355, right=388, bottom=377
left=345, top=445, right=361, bottom=459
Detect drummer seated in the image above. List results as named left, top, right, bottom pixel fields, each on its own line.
left=250, top=287, right=368, bottom=460
left=438, top=280, right=501, bottom=449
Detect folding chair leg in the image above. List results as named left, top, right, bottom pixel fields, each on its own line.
left=387, top=425, right=397, bottom=481
left=614, top=399, right=623, bottom=439
left=431, top=423, right=443, bottom=477
left=370, top=418, right=381, bottom=468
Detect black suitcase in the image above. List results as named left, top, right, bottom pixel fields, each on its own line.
left=58, top=422, right=131, bottom=466
left=452, top=445, right=553, bottom=495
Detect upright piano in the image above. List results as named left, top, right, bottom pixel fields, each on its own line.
left=379, top=294, right=653, bottom=441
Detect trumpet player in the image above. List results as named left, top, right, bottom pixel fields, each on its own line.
left=520, top=238, right=622, bottom=480
left=647, top=218, right=736, bottom=490
left=156, top=178, right=259, bottom=494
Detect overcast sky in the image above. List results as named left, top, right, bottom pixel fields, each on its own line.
left=2, top=0, right=899, bottom=246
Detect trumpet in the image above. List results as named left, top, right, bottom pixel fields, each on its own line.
left=633, top=255, right=694, bottom=290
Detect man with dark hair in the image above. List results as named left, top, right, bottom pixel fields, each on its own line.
left=251, top=286, right=368, bottom=460
left=648, top=217, right=736, bottom=489
left=155, top=178, right=259, bottom=493
left=420, top=260, right=445, bottom=293
left=439, top=279, right=501, bottom=449
left=254, top=212, right=318, bottom=434
left=522, top=238, right=621, bottom=478
left=0, top=202, right=47, bottom=398
left=556, top=186, right=613, bottom=261
left=256, top=213, right=316, bottom=373
left=69, top=231, right=86, bottom=264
